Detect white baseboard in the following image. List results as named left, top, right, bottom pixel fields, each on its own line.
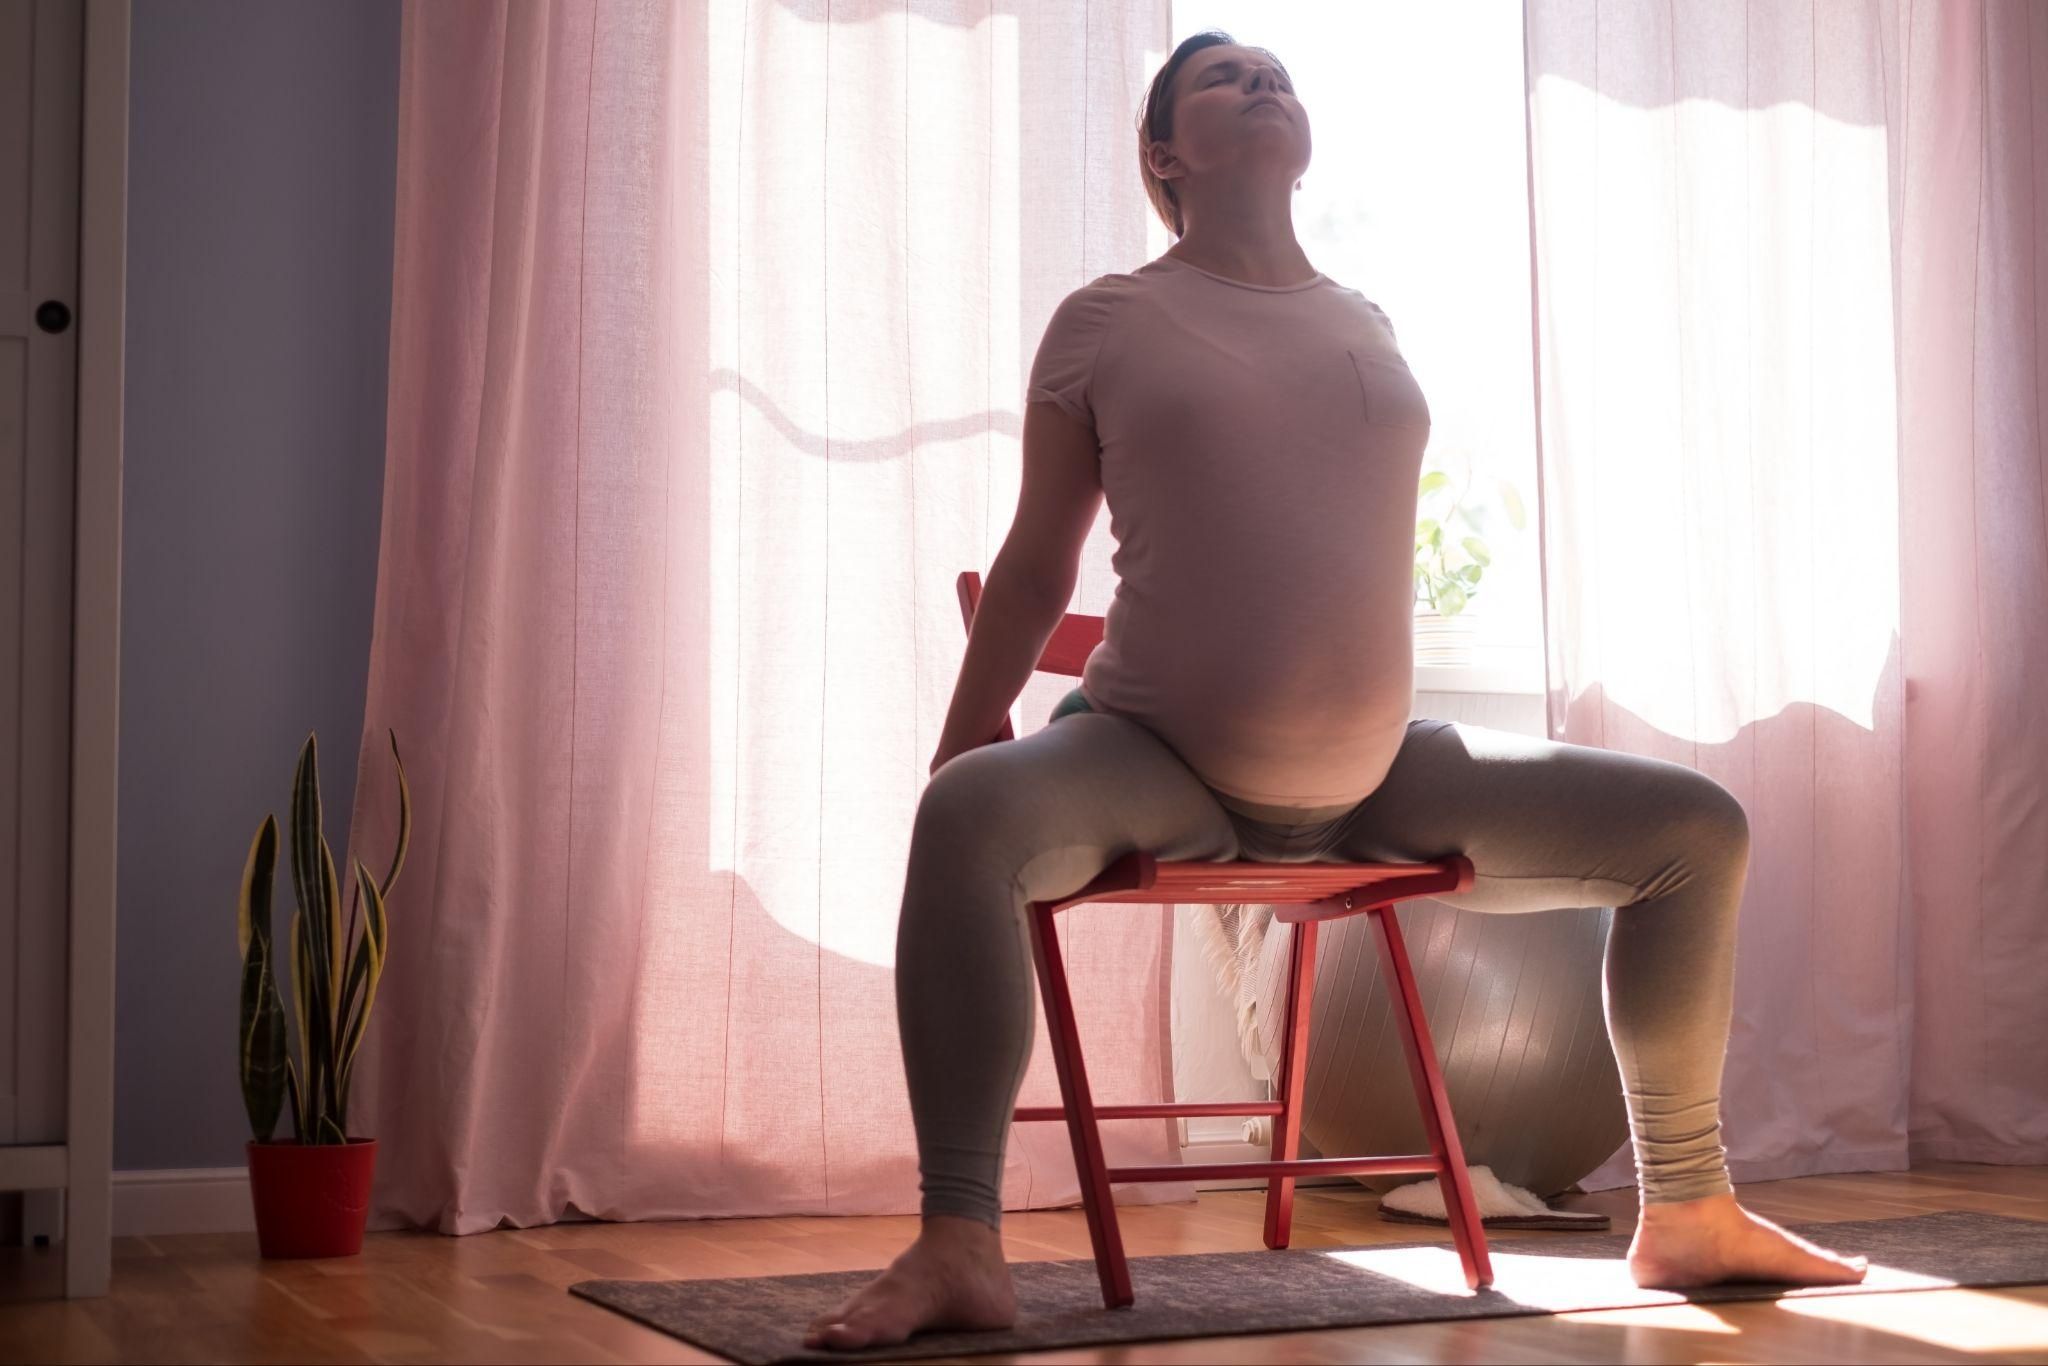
left=105, top=1145, right=1356, bottom=1239
left=112, top=1167, right=253, bottom=1237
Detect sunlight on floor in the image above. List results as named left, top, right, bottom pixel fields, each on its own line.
left=1774, top=1284, right=2048, bottom=1355
left=1554, top=1301, right=1744, bottom=1334
left=1317, top=1242, right=1956, bottom=1319
left=1317, top=1243, right=1688, bottom=1307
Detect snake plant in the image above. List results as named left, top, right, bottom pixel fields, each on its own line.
left=238, top=729, right=410, bottom=1145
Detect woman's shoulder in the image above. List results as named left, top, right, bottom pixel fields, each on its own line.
left=1055, top=267, right=1154, bottom=309
left=1319, top=278, right=1398, bottom=340
left=1037, top=269, right=1151, bottom=346
left=1319, top=275, right=1380, bottom=312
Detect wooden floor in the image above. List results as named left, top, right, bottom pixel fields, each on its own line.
left=4, top=1162, right=2047, bottom=1363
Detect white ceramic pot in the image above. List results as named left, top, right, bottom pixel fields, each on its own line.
left=1413, top=607, right=1477, bottom=667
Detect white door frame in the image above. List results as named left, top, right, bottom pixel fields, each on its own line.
left=66, top=0, right=131, bottom=1300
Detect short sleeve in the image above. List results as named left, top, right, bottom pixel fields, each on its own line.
left=1366, top=299, right=1398, bottom=345
left=1025, top=281, right=1117, bottom=427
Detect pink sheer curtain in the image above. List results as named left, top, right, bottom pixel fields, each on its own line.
left=1526, top=0, right=2048, bottom=1191
left=343, top=0, right=1186, bottom=1235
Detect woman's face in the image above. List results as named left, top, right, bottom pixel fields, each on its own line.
left=1153, top=44, right=1312, bottom=197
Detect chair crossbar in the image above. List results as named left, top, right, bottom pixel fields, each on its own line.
left=1113, top=1156, right=1445, bottom=1184
left=1015, top=1102, right=1285, bottom=1121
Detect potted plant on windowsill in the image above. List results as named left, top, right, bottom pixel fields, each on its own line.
left=237, top=728, right=409, bottom=1259
left=1414, top=465, right=1527, bottom=667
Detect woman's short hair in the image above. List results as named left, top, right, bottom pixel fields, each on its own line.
left=1136, top=30, right=1294, bottom=238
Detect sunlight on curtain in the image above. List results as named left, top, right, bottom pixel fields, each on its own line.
left=353, top=0, right=1185, bottom=1233
left=694, top=6, right=1027, bottom=970
left=1534, top=0, right=2048, bottom=1192
left=1536, top=72, right=1900, bottom=742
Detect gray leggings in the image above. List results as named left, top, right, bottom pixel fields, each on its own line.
left=897, top=692, right=1748, bottom=1229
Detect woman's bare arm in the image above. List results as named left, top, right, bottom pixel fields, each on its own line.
left=932, top=401, right=1104, bottom=771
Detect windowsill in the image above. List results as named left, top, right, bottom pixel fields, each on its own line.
left=1414, top=646, right=1546, bottom=696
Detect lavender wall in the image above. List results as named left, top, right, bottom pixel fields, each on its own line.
left=116, top=0, right=400, bottom=1171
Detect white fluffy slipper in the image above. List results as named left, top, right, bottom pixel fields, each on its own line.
left=1376, top=1165, right=1611, bottom=1231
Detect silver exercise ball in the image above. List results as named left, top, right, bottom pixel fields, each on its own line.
left=1253, top=899, right=1628, bottom=1199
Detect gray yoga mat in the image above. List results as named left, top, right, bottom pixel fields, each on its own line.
left=567, top=1210, right=2048, bottom=1365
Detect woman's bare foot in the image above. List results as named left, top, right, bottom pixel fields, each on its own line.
left=801, top=1213, right=1019, bottom=1351
left=1628, top=1192, right=1869, bottom=1289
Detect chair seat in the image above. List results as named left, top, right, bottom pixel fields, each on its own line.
left=1041, top=849, right=1475, bottom=922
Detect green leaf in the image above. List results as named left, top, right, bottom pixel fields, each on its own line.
left=1419, top=470, right=1451, bottom=498
left=1461, top=536, right=1491, bottom=566
left=287, top=732, right=351, bottom=1134
left=1499, top=480, right=1528, bottom=530
left=1437, top=581, right=1468, bottom=616
left=336, top=857, right=388, bottom=1126
left=1415, top=517, right=1439, bottom=544
left=293, top=906, right=339, bottom=1140
left=288, top=913, right=311, bottom=1136
left=289, top=736, right=319, bottom=956
left=283, top=1052, right=305, bottom=1143
left=1459, top=564, right=1483, bottom=584
left=237, top=814, right=285, bottom=1142
left=237, top=815, right=277, bottom=966
left=321, top=835, right=344, bottom=1032
left=380, top=729, right=411, bottom=901
left=239, top=929, right=287, bottom=1141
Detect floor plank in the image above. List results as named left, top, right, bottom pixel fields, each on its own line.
left=2, top=1162, right=2044, bottom=1363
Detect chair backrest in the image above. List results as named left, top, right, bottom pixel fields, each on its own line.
left=955, top=570, right=1100, bottom=678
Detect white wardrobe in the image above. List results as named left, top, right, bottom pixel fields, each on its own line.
left=0, top=0, right=129, bottom=1301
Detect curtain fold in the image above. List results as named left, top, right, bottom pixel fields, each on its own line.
left=1525, top=0, right=2047, bottom=1191
left=344, top=0, right=1180, bottom=1235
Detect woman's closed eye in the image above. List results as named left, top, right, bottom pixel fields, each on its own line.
left=1208, top=73, right=1291, bottom=93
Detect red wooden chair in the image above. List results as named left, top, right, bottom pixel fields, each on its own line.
left=954, top=570, right=1494, bottom=1308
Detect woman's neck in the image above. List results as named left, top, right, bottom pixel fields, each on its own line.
left=1164, top=233, right=1315, bottom=289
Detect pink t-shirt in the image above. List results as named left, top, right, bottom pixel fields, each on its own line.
left=1025, top=253, right=1431, bottom=808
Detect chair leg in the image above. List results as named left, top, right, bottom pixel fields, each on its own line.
left=1025, top=901, right=1133, bottom=1309
left=1369, top=903, right=1494, bottom=1290
left=1262, top=919, right=1319, bottom=1249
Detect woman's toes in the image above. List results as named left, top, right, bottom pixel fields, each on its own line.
left=804, top=1300, right=860, bottom=1344
left=1762, top=1222, right=1868, bottom=1282
left=806, top=1302, right=850, bottom=1334
left=803, top=1307, right=889, bottom=1350
left=807, top=1319, right=876, bottom=1350
left=1803, top=1245, right=1869, bottom=1282
left=798, top=1272, right=930, bottom=1351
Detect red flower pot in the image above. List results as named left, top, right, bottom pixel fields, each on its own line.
left=245, top=1136, right=377, bottom=1258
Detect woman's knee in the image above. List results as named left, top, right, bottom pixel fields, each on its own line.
left=910, top=744, right=1049, bottom=884
left=1655, top=764, right=1751, bottom=869
left=918, top=744, right=1017, bottom=830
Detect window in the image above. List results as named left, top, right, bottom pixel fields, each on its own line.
left=1160, top=3, right=1544, bottom=695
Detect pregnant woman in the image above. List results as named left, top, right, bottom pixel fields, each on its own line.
left=805, top=29, right=1868, bottom=1352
